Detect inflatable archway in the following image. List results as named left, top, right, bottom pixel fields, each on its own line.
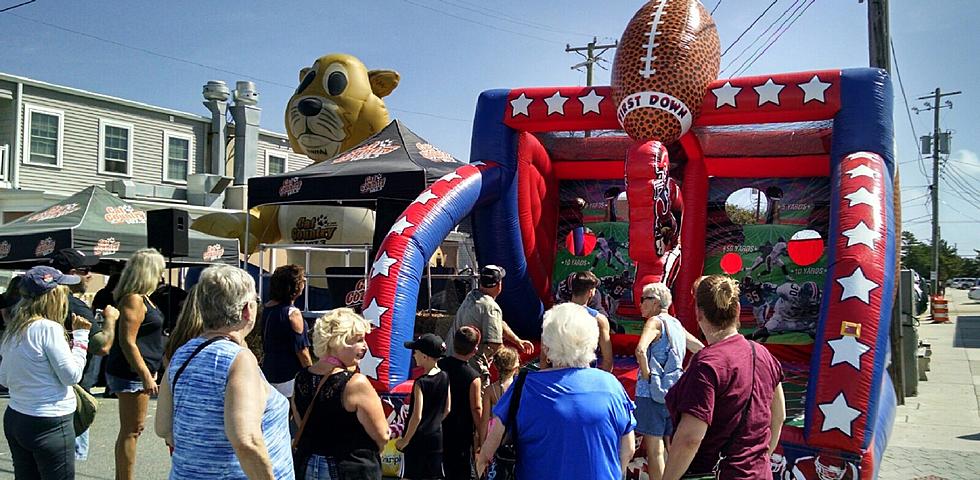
left=363, top=68, right=895, bottom=478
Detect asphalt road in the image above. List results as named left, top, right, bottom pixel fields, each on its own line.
left=0, top=392, right=172, bottom=480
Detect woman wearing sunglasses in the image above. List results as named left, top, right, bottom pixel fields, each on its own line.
left=634, top=282, right=703, bottom=480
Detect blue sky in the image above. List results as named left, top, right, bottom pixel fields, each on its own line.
left=0, top=0, right=976, bottom=252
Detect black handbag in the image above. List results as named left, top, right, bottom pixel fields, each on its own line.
left=489, top=368, right=529, bottom=480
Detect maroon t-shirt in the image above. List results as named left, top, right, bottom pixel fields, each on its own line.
left=665, top=334, right=783, bottom=479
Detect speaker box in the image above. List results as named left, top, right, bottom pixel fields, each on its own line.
left=147, top=208, right=189, bottom=257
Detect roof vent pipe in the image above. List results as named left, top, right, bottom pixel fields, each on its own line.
left=229, top=81, right=260, bottom=185
left=202, top=80, right=229, bottom=177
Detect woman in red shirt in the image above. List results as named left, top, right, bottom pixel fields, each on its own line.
left=663, top=275, right=786, bottom=479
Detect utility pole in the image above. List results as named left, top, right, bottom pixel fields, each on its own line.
left=866, top=0, right=890, bottom=72
left=566, top=37, right=617, bottom=87
left=915, top=89, right=961, bottom=295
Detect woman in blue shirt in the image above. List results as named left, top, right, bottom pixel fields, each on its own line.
left=261, top=264, right=312, bottom=398
left=155, top=265, right=293, bottom=479
left=477, top=303, right=637, bottom=480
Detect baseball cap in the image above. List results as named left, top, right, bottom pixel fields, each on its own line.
left=403, top=333, right=446, bottom=358
left=479, top=265, right=506, bottom=288
left=21, top=266, right=80, bottom=298
left=50, top=248, right=99, bottom=273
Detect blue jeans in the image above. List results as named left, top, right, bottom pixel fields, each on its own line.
left=303, top=454, right=340, bottom=480
left=74, top=430, right=89, bottom=461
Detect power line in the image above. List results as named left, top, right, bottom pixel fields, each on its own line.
left=1, top=12, right=470, bottom=123
left=0, top=0, right=34, bottom=13
left=399, top=0, right=563, bottom=45
left=711, top=0, right=724, bottom=15
left=719, top=0, right=780, bottom=58
left=720, top=0, right=801, bottom=74
left=435, top=0, right=594, bottom=38
left=890, top=39, right=931, bottom=179
left=731, top=0, right=817, bottom=78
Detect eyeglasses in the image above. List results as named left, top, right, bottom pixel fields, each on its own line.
left=641, top=296, right=657, bottom=302
left=74, top=268, right=90, bottom=275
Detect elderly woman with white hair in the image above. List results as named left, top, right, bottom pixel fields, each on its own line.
left=291, top=308, right=389, bottom=479
left=155, top=265, right=293, bottom=479
left=634, top=282, right=704, bottom=480
left=477, top=303, right=636, bottom=480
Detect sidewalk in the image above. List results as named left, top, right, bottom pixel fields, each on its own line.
left=878, top=289, right=980, bottom=480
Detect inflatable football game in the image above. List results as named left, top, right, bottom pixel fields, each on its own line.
left=362, top=1, right=896, bottom=477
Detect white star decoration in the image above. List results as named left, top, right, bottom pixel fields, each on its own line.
left=845, top=164, right=878, bottom=180
left=799, top=75, right=832, bottom=104
left=371, top=252, right=398, bottom=278
left=414, top=190, right=439, bottom=205
left=579, top=89, right=603, bottom=115
left=828, top=336, right=871, bottom=370
left=470, top=161, right=486, bottom=166
left=754, top=78, right=785, bottom=106
left=510, top=93, right=532, bottom=117
left=842, top=221, right=881, bottom=249
left=836, top=267, right=879, bottom=304
left=359, top=342, right=383, bottom=379
left=361, top=298, right=388, bottom=327
left=844, top=187, right=877, bottom=209
left=439, top=171, right=463, bottom=182
left=819, top=393, right=861, bottom=436
left=711, top=81, right=742, bottom=108
left=544, top=91, right=568, bottom=116
left=388, top=216, right=414, bottom=236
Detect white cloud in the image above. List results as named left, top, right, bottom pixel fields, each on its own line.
left=951, top=149, right=980, bottom=173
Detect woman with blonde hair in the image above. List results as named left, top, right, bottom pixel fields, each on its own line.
left=163, top=284, right=203, bottom=364
left=633, top=282, right=703, bottom=480
left=663, top=275, right=786, bottom=479
left=291, top=307, right=390, bottom=478
left=106, top=248, right=167, bottom=479
left=478, top=345, right=518, bottom=445
left=478, top=303, right=636, bottom=479
left=0, top=266, right=91, bottom=479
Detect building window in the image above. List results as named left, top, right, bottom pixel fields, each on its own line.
left=99, top=120, right=134, bottom=176
left=23, top=105, right=64, bottom=167
left=266, top=151, right=287, bottom=175
left=163, top=132, right=193, bottom=183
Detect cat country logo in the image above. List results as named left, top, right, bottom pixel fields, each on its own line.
left=104, top=206, right=147, bottom=225
left=94, top=238, right=121, bottom=256
left=35, top=237, right=56, bottom=257
left=332, top=139, right=400, bottom=164
left=27, top=203, right=80, bottom=223
left=279, top=177, right=303, bottom=197
left=360, top=174, right=387, bottom=194
left=0, top=241, right=10, bottom=259
left=203, top=244, right=225, bottom=262
left=291, top=215, right=338, bottom=244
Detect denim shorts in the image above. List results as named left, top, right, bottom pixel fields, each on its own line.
left=106, top=374, right=144, bottom=394
left=635, top=397, right=673, bottom=437
left=303, top=454, right=340, bottom=480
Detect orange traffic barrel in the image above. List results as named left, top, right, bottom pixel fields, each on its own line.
left=931, top=295, right=950, bottom=323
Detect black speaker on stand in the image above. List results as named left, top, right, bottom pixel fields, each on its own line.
left=147, top=208, right=190, bottom=258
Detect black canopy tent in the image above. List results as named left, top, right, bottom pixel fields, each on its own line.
left=0, top=186, right=239, bottom=269
left=247, top=120, right=467, bottom=210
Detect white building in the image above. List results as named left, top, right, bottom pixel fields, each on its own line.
left=0, top=72, right=312, bottom=223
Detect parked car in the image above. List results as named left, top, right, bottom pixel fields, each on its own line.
left=969, top=286, right=980, bottom=301
left=950, top=278, right=979, bottom=289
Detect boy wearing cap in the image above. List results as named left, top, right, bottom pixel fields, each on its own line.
left=396, top=333, right=451, bottom=479
left=445, top=265, right=534, bottom=390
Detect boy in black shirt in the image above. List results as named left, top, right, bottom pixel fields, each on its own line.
left=438, top=326, right=483, bottom=479
left=397, top=333, right=451, bottom=479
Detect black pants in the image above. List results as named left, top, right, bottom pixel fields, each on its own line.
left=3, top=407, right=75, bottom=480
left=442, top=445, right=475, bottom=480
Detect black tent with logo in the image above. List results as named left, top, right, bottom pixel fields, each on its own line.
left=247, top=120, right=467, bottom=209
left=0, top=186, right=239, bottom=269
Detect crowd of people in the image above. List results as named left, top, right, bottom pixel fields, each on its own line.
left=0, top=249, right=786, bottom=480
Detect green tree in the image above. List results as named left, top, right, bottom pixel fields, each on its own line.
left=901, top=231, right=969, bottom=282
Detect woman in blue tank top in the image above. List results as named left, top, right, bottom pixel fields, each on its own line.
left=155, top=265, right=294, bottom=479
left=261, top=264, right=311, bottom=398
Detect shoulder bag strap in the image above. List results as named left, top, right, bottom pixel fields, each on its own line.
left=291, top=371, right=331, bottom=450
left=650, top=316, right=674, bottom=372
left=503, top=368, right=530, bottom=444
left=171, top=336, right=231, bottom=391
left=719, top=341, right=757, bottom=458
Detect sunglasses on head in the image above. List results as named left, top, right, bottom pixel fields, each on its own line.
left=74, top=267, right=90, bottom=275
